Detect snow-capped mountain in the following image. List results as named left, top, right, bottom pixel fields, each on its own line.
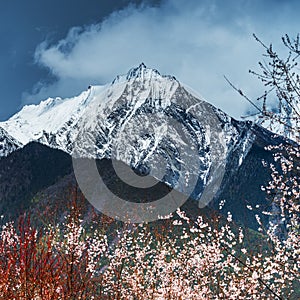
left=0, top=126, right=22, bottom=157
left=0, top=64, right=281, bottom=203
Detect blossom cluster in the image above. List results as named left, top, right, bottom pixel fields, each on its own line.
left=0, top=200, right=298, bottom=299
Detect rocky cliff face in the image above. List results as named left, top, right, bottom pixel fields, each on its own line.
left=0, top=126, right=22, bottom=158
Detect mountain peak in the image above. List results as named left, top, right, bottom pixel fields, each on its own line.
left=126, top=63, right=159, bottom=80
left=139, top=62, right=147, bottom=68
left=112, top=64, right=177, bottom=84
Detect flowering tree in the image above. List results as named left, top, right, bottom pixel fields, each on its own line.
left=0, top=195, right=108, bottom=300
left=227, top=33, right=300, bottom=299
left=0, top=200, right=298, bottom=299
left=0, top=217, right=62, bottom=299
left=251, top=34, right=300, bottom=141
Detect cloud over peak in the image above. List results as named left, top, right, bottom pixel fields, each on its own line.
left=25, top=0, right=299, bottom=118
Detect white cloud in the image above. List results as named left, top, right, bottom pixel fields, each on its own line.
left=24, top=0, right=298, bottom=119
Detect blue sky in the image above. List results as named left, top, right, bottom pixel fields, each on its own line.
left=1, top=0, right=299, bottom=120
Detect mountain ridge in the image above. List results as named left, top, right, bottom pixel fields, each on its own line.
left=0, top=64, right=289, bottom=211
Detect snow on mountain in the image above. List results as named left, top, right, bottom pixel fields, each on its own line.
left=257, top=114, right=300, bottom=143
left=0, top=63, right=260, bottom=201
left=0, top=127, right=22, bottom=157
left=0, top=89, right=94, bottom=145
